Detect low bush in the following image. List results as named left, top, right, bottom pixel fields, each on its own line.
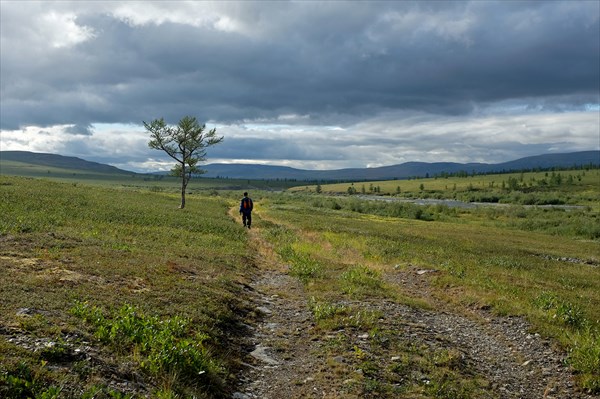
left=71, top=302, right=224, bottom=388
left=341, top=265, right=383, bottom=297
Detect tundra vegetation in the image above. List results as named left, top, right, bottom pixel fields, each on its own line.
left=295, top=168, right=600, bottom=210
left=0, top=167, right=598, bottom=398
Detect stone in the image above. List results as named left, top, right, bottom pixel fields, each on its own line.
left=250, top=344, right=279, bottom=365
left=256, top=306, right=272, bottom=315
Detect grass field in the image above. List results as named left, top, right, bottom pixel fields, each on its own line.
left=0, top=175, right=253, bottom=398
left=1, top=168, right=599, bottom=397
left=253, top=190, right=600, bottom=395
left=292, top=168, right=600, bottom=209
left=0, top=159, right=304, bottom=192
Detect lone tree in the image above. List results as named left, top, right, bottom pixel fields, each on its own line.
left=145, top=116, right=223, bottom=209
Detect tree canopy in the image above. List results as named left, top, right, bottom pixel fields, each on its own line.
left=145, top=116, right=223, bottom=208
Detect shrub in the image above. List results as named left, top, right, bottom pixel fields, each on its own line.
left=534, top=293, right=586, bottom=329
left=288, top=252, right=323, bottom=283
left=341, top=265, right=382, bottom=296
left=568, top=329, right=600, bottom=393
left=309, top=298, right=349, bottom=322
left=71, top=302, right=223, bottom=388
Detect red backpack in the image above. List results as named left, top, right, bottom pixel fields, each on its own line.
left=242, top=197, right=253, bottom=211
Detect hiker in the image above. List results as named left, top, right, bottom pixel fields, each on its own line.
left=239, top=192, right=253, bottom=229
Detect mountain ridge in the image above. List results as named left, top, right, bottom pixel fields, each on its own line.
left=0, top=150, right=132, bottom=175
left=1, top=150, right=598, bottom=181
left=201, top=151, right=599, bottom=180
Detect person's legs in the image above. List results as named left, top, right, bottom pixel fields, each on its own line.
left=242, top=213, right=248, bottom=227
left=247, top=213, right=251, bottom=228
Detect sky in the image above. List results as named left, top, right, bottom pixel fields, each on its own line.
left=1, top=0, right=599, bottom=172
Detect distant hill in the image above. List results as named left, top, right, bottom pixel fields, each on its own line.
left=0, top=151, right=133, bottom=175
left=489, top=151, right=600, bottom=171
left=1, top=150, right=598, bottom=181
left=202, top=151, right=600, bottom=181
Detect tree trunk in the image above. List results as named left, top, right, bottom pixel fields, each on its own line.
left=180, top=170, right=186, bottom=209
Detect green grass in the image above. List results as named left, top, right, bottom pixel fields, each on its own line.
left=256, top=190, right=600, bottom=394
left=0, top=159, right=304, bottom=192
left=286, top=191, right=600, bottom=240
left=0, top=175, right=252, bottom=398
left=70, top=302, right=223, bottom=385
left=1, top=168, right=599, bottom=396
left=293, top=168, right=600, bottom=209
left=340, top=265, right=383, bottom=297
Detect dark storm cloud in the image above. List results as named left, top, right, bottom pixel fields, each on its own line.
left=64, top=123, right=94, bottom=136
left=1, top=1, right=598, bottom=171
left=210, top=137, right=351, bottom=162
left=1, top=1, right=598, bottom=131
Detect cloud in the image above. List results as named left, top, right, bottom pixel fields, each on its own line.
left=215, top=108, right=599, bottom=166
left=63, top=123, right=94, bottom=136
left=0, top=1, right=598, bottom=171
left=1, top=107, right=596, bottom=172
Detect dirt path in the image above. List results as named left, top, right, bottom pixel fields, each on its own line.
left=384, top=267, right=591, bottom=398
left=230, top=209, right=596, bottom=399
left=230, top=209, right=326, bottom=397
